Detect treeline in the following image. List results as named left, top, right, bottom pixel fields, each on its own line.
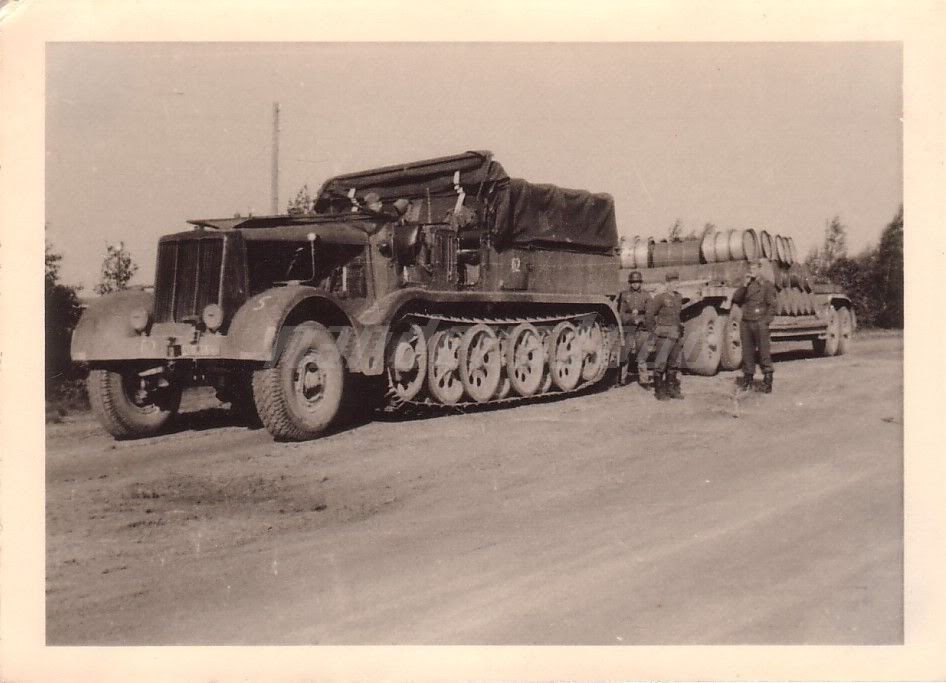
left=665, top=206, right=903, bottom=329
left=46, top=239, right=138, bottom=415
left=804, top=206, right=903, bottom=329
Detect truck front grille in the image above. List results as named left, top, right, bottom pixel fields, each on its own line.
left=154, top=237, right=224, bottom=323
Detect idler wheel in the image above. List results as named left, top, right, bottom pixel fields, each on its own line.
left=386, top=322, right=428, bottom=402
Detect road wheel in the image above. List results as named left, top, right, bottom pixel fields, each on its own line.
left=87, top=368, right=182, bottom=439
left=837, top=307, right=853, bottom=355
left=683, top=306, right=722, bottom=376
left=506, top=323, right=545, bottom=397
left=549, top=322, right=582, bottom=391
left=719, top=304, right=743, bottom=371
left=427, top=328, right=465, bottom=404
left=386, top=322, right=428, bottom=402
left=458, top=324, right=502, bottom=403
left=813, top=306, right=840, bottom=357
left=252, top=322, right=346, bottom=441
left=577, top=316, right=609, bottom=383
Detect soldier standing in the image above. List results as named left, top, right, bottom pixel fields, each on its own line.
left=617, top=271, right=652, bottom=385
left=645, top=271, right=684, bottom=401
left=731, top=260, right=778, bottom=393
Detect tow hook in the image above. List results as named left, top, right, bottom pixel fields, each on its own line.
left=166, top=337, right=181, bottom=358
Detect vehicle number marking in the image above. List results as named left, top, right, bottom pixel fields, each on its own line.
left=253, top=295, right=272, bottom=311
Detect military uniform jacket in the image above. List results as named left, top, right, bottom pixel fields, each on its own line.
left=645, top=290, right=683, bottom=338
left=617, top=289, right=652, bottom=328
left=732, top=278, right=777, bottom=323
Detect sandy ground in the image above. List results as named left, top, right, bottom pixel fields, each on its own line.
left=45, top=334, right=902, bottom=645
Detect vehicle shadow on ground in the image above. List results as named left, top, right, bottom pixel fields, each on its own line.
left=159, top=346, right=833, bottom=437
left=161, top=406, right=264, bottom=437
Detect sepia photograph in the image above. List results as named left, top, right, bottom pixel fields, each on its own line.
left=3, top=2, right=945, bottom=680
left=42, top=41, right=904, bottom=646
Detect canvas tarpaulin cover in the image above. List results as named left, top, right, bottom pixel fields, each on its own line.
left=488, top=179, right=618, bottom=253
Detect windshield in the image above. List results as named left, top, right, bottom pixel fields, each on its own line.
left=245, top=241, right=367, bottom=297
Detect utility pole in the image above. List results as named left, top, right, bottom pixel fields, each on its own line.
left=270, top=102, right=280, bottom=214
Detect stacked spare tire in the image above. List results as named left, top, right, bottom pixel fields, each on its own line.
left=617, top=227, right=854, bottom=377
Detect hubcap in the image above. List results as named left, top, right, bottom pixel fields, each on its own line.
left=294, top=352, right=325, bottom=409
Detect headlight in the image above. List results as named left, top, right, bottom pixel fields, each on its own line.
left=129, top=307, right=150, bottom=333
left=202, top=303, right=223, bottom=332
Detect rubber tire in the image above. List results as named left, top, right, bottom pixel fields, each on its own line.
left=87, top=368, right=182, bottom=439
left=813, top=306, right=840, bottom=357
left=252, top=321, right=346, bottom=441
left=719, top=304, right=743, bottom=371
left=837, top=307, right=853, bottom=356
left=683, top=306, right=722, bottom=376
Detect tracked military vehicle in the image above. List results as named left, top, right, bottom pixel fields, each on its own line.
left=72, top=151, right=623, bottom=440
left=618, top=228, right=855, bottom=376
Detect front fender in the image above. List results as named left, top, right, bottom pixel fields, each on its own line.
left=71, top=289, right=155, bottom=362
left=227, top=287, right=364, bottom=366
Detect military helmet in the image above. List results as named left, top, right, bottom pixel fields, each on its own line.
left=363, top=191, right=382, bottom=205
left=627, top=270, right=643, bottom=284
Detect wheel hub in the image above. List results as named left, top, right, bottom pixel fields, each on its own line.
left=393, top=341, right=418, bottom=373
left=295, top=353, right=325, bottom=407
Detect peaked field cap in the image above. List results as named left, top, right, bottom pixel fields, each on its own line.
left=665, top=271, right=680, bottom=281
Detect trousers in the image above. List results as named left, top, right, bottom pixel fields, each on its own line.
left=740, top=319, right=774, bottom=375
left=650, top=333, right=682, bottom=373
left=624, top=328, right=650, bottom=366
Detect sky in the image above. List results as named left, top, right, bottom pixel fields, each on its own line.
left=46, top=42, right=902, bottom=290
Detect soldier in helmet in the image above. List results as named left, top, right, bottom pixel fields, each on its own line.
left=644, top=271, right=684, bottom=401
left=731, top=259, right=777, bottom=393
left=617, top=270, right=652, bottom=385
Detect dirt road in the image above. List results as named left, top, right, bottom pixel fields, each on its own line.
left=46, top=334, right=902, bottom=645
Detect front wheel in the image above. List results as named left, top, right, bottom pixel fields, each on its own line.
left=87, top=368, right=182, bottom=439
left=252, top=322, right=346, bottom=441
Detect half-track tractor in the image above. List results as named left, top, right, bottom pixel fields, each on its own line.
left=72, top=151, right=624, bottom=440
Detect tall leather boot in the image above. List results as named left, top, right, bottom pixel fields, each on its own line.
left=762, top=372, right=773, bottom=394
left=736, top=373, right=753, bottom=390
left=654, top=373, right=669, bottom=401
left=666, top=370, right=684, bottom=399
left=637, top=362, right=651, bottom=387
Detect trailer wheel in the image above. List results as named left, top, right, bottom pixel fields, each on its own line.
left=683, top=306, right=722, bottom=376
left=837, top=307, right=853, bottom=355
left=813, top=306, right=840, bottom=357
left=87, top=368, right=182, bottom=439
left=252, top=322, right=346, bottom=441
left=719, top=304, right=743, bottom=371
